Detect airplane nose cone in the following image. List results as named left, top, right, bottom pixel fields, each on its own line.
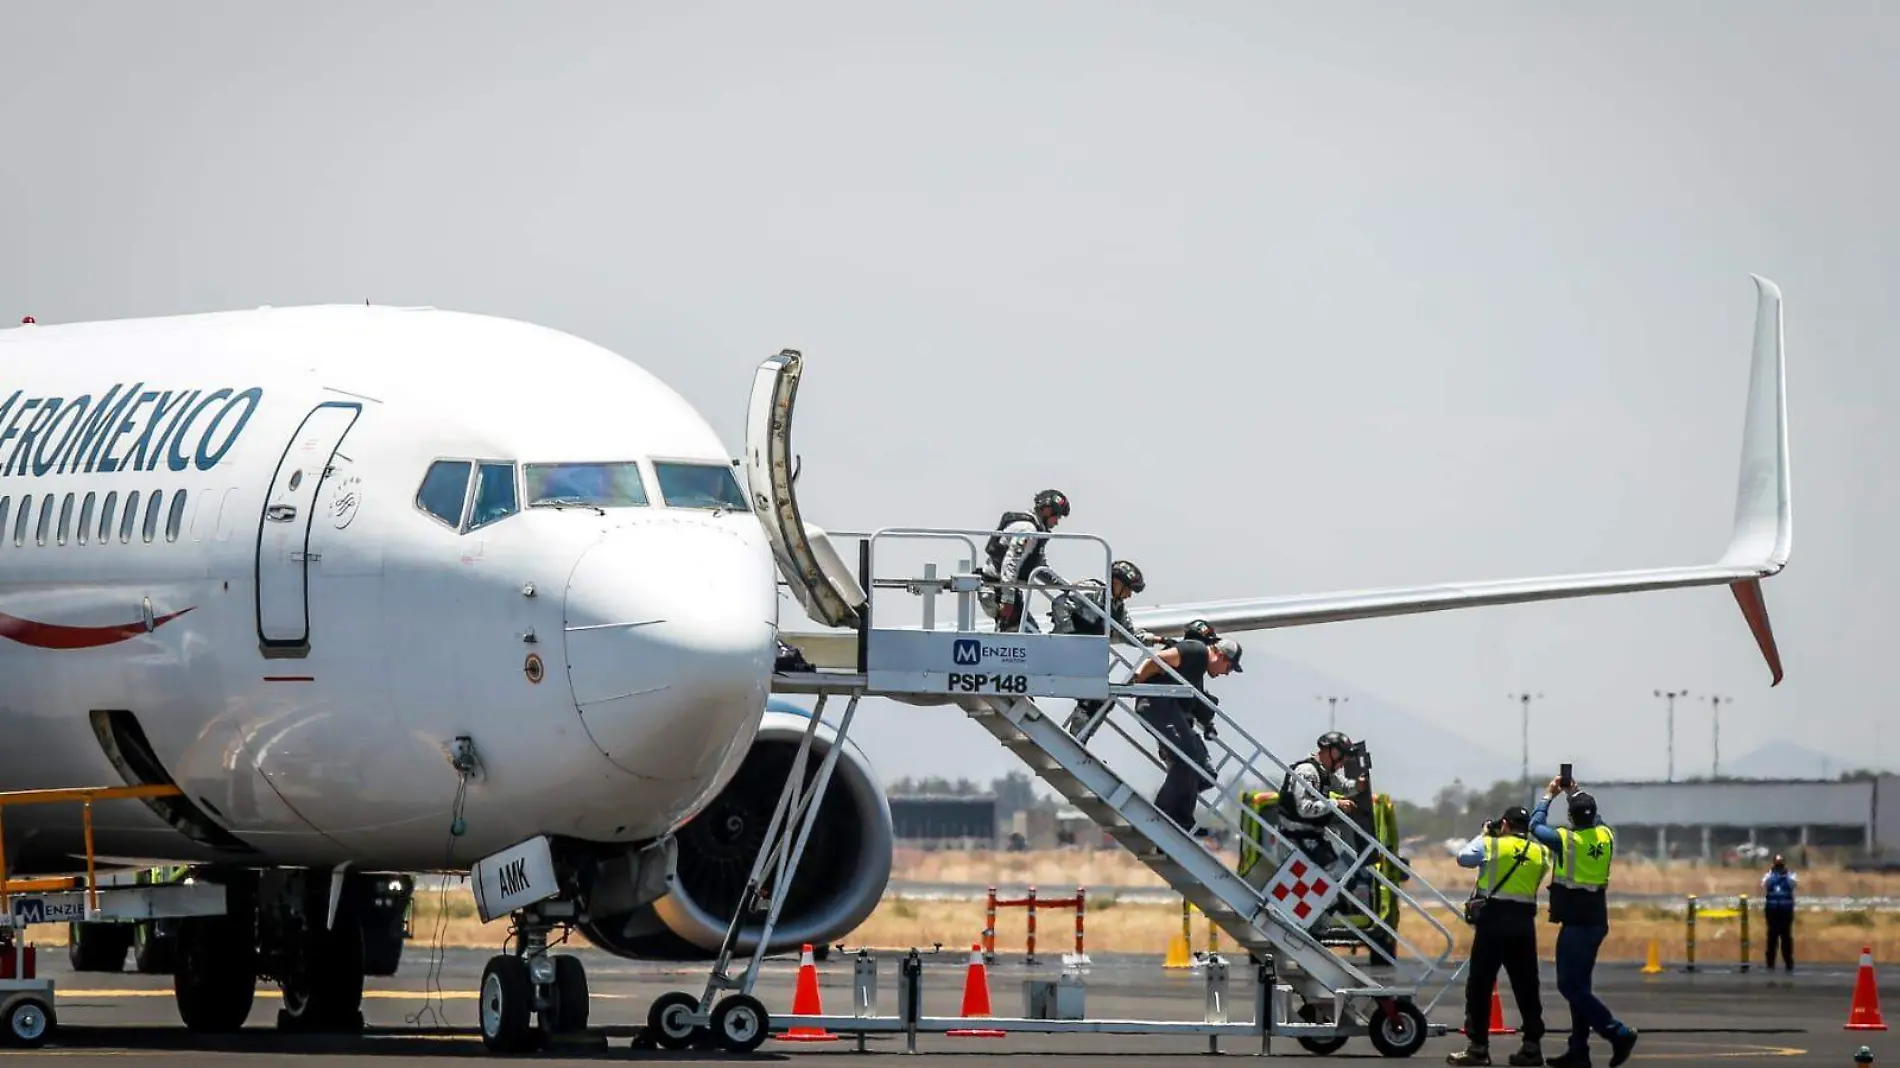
left=563, top=517, right=778, bottom=784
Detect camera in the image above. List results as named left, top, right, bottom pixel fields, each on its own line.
left=1342, top=739, right=1372, bottom=775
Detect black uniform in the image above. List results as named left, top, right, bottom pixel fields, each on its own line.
left=1135, top=640, right=1215, bottom=830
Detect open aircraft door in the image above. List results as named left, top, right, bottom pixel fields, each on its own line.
left=743, top=349, right=866, bottom=632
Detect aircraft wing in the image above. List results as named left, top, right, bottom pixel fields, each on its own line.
left=1127, top=274, right=1792, bottom=683
left=767, top=275, right=1791, bottom=684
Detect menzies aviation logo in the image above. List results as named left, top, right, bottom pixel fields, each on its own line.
left=951, top=639, right=1027, bottom=666
left=0, top=383, right=264, bottom=480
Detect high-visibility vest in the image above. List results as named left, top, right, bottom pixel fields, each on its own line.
left=1553, top=825, right=1615, bottom=890
left=1477, top=835, right=1550, bottom=903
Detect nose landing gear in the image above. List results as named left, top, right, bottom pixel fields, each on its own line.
left=477, top=901, right=593, bottom=1053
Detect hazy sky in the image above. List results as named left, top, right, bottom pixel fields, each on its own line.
left=4, top=3, right=1893, bottom=793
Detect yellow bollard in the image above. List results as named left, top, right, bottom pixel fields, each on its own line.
left=1164, top=897, right=1193, bottom=968
left=1685, top=894, right=1698, bottom=973
left=1641, top=937, right=1664, bottom=975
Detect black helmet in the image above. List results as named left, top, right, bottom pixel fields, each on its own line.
left=1034, top=489, right=1070, bottom=520
left=1183, top=619, right=1217, bottom=644
left=1568, top=790, right=1599, bottom=825
left=1110, top=560, right=1145, bottom=593
left=1317, top=730, right=1352, bottom=753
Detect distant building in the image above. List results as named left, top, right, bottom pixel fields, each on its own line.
left=890, top=794, right=997, bottom=846
left=1579, top=775, right=1899, bottom=860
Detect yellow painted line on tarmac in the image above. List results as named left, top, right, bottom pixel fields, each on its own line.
left=1628, top=1042, right=1807, bottom=1059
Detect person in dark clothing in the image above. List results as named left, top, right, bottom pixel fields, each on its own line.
left=979, top=489, right=1070, bottom=632
left=1529, top=781, right=1638, bottom=1068
left=1053, top=559, right=1165, bottom=737
left=1448, top=806, right=1550, bottom=1067
left=1126, top=637, right=1242, bottom=831
left=1761, top=855, right=1797, bottom=971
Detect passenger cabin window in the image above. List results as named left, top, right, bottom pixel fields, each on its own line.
left=57, top=493, right=74, bottom=545
left=166, top=490, right=188, bottom=542
left=36, top=493, right=53, bottom=546
left=0, top=498, right=9, bottom=544
left=142, top=490, right=163, bottom=543
left=523, top=462, right=648, bottom=510
left=120, top=491, right=140, bottom=543
left=468, top=462, right=518, bottom=531
left=99, top=492, right=117, bottom=544
left=78, top=492, right=95, bottom=545
left=12, top=497, right=27, bottom=547
left=417, top=460, right=472, bottom=529
left=654, top=461, right=750, bottom=513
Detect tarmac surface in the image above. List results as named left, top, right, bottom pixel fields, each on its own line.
left=2, top=946, right=1886, bottom=1063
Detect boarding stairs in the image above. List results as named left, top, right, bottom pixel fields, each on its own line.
left=676, top=349, right=1468, bottom=1052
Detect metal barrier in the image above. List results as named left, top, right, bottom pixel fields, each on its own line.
left=983, top=885, right=1086, bottom=965
left=1684, top=894, right=1751, bottom=973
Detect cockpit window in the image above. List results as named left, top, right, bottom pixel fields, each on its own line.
left=524, top=462, right=649, bottom=509
left=469, top=462, right=519, bottom=530
left=654, top=461, right=750, bottom=513
left=417, top=460, right=472, bottom=528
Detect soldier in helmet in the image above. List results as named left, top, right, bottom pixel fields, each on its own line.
left=979, top=489, right=1070, bottom=632
left=1053, top=559, right=1165, bottom=736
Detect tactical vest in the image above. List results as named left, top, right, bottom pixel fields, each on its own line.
left=983, top=511, right=1043, bottom=573
left=1477, top=835, right=1550, bottom=903
left=1277, top=759, right=1333, bottom=828
left=1763, top=871, right=1796, bottom=909
left=1552, top=825, right=1615, bottom=890
left=1060, top=580, right=1110, bottom=636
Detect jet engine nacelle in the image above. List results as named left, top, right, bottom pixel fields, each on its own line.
left=572, top=704, right=892, bottom=960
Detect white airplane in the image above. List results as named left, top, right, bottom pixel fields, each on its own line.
left=0, top=275, right=1788, bottom=1050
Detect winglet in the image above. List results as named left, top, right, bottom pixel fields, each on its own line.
left=1720, top=274, right=1792, bottom=684
left=1721, top=274, right=1791, bottom=571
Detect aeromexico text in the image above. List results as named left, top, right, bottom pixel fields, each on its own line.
left=0, top=384, right=263, bottom=478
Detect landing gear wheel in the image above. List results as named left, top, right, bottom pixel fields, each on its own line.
left=1367, top=999, right=1428, bottom=1058
left=3, top=997, right=54, bottom=1049
left=68, top=922, right=131, bottom=972
left=711, top=994, right=769, bottom=1053
left=479, top=955, right=534, bottom=1053
left=134, top=923, right=176, bottom=974
left=547, top=955, right=589, bottom=1034
left=1295, top=1002, right=1349, bottom=1056
left=277, top=919, right=365, bottom=1033
left=174, top=915, right=256, bottom=1033
left=646, top=990, right=706, bottom=1050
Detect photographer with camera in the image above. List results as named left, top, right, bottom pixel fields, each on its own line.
left=1528, top=770, right=1638, bottom=1068
left=1448, top=805, right=1550, bottom=1067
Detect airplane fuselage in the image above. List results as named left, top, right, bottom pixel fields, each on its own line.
left=0, top=305, right=780, bottom=876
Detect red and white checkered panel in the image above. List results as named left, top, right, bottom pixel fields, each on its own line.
left=1261, top=851, right=1342, bottom=928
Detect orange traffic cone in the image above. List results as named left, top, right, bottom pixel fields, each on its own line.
left=1462, top=987, right=1515, bottom=1036
left=947, top=943, right=1006, bottom=1038
left=1845, top=945, right=1887, bottom=1032
left=776, top=944, right=839, bottom=1042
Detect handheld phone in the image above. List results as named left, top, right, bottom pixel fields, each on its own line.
left=1559, top=763, right=1574, bottom=789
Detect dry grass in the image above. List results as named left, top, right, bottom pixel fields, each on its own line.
left=14, top=851, right=1897, bottom=965
left=865, top=897, right=1900, bottom=965
left=897, top=846, right=1900, bottom=901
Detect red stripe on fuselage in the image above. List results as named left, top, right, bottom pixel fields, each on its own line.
left=0, top=607, right=196, bottom=649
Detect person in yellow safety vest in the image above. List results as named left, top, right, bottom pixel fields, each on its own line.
left=1530, top=780, right=1638, bottom=1068
left=1447, top=805, right=1550, bottom=1067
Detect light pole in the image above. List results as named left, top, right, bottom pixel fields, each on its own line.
left=1509, top=693, right=1542, bottom=787
left=1655, top=689, right=1689, bottom=782
left=1705, top=695, right=1731, bottom=779
left=1316, top=695, right=1349, bottom=733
